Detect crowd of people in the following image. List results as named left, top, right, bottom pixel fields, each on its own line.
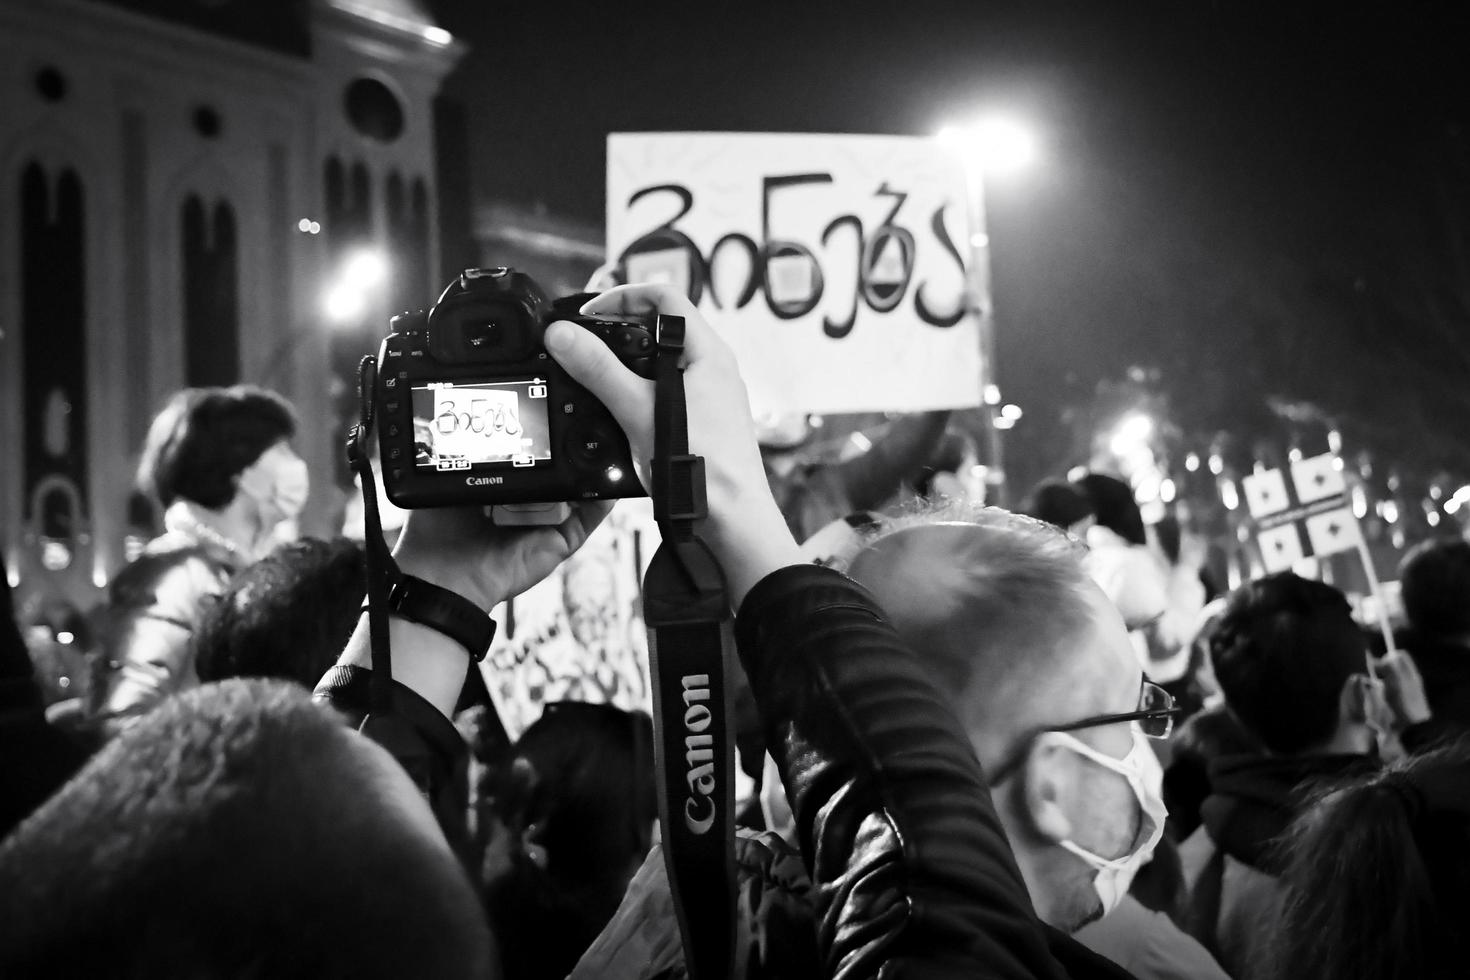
left=3, top=282, right=1470, bottom=978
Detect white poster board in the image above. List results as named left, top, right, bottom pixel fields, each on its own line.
left=607, top=133, right=983, bottom=417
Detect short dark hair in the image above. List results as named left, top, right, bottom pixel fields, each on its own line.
left=1022, top=479, right=1094, bottom=530
left=1399, top=538, right=1470, bottom=637
left=1074, top=472, right=1146, bottom=545
left=1209, top=572, right=1367, bottom=755
left=0, top=679, right=492, bottom=978
left=1274, top=739, right=1470, bottom=980
left=138, top=385, right=297, bottom=509
left=195, top=537, right=366, bottom=688
left=485, top=701, right=656, bottom=980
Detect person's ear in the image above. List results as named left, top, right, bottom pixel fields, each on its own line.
left=1022, top=738, right=1076, bottom=844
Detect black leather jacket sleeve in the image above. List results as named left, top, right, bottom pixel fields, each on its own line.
left=735, top=563, right=1069, bottom=980
left=313, top=664, right=477, bottom=867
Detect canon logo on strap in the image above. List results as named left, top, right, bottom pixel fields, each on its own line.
left=681, top=673, right=716, bottom=834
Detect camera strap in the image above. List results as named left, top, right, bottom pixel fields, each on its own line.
left=347, top=356, right=509, bottom=757
left=642, top=314, right=737, bottom=980
left=348, top=355, right=400, bottom=718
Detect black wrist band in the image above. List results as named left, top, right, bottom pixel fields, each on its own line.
left=366, top=574, right=496, bottom=662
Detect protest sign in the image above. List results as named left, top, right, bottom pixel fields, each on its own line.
left=607, top=133, right=983, bottom=417
left=1243, top=453, right=1361, bottom=573
left=478, top=499, right=657, bottom=739
left=1242, top=451, right=1392, bottom=660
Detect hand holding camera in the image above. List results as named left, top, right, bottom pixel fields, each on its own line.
left=374, top=270, right=801, bottom=612
left=546, top=283, right=802, bottom=605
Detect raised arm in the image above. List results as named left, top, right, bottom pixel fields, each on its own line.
left=551, top=285, right=1067, bottom=980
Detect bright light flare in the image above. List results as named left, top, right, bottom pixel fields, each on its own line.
left=939, top=117, right=1038, bottom=173
left=323, top=282, right=366, bottom=324
left=342, top=249, right=388, bottom=288
left=1109, top=414, right=1154, bottom=457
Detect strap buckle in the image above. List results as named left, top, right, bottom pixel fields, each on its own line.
left=654, top=454, right=708, bottom=524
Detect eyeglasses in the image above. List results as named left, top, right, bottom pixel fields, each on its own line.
left=1050, top=679, right=1180, bottom=741
left=985, top=679, right=1180, bottom=785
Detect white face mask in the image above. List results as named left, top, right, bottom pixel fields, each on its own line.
left=1042, top=726, right=1167, bottom=917
left=238, top=444, right=310, bottom=528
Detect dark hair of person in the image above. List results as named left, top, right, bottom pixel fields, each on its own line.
left=137, top=385, right=297, bottom=510
left=1074, top=472, right=1147, bottom=545
left=194, top=537, right=366, bottom=689
left=1272, top=739, right=1470, bottom=980
left=484, top=700, right=656, bottom=980
left=1208, top=572, right=1366, bottom=755
left=1020, top=478, right=1094, bottom=530
left=1399, top=538, right=1470, bottom=638
left=0, top=679, right=491, bottom=979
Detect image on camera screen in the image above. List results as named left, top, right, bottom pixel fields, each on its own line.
left=410, top=378, right=552, bottom=471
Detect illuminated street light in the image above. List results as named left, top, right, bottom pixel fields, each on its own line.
left=323, top=282, right=367, bottom=324
left=342, top=248, right=388, bottom=288
left=322, top=247, right=390, bottom=325
left=938, top=116, right=1038, bottom=173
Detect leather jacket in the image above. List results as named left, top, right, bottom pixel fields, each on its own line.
left=725, top=564, right=1126, bottom=979
left=91, top=532, right=242, bottom=728
left=317, top=563, right=1132, bottom=979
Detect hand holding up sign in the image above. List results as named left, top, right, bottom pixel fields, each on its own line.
left=1375, top=648, right=1433, bottom=729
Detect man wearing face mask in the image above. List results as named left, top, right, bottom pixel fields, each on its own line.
left=91, top=385, right=306, bottom=732
left=838, top=513, right=1181, bottom=932
left=1178, top=571, right=1433, bottom=979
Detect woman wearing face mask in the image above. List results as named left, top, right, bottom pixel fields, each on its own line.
left=90, top=386, right=306, bottom=732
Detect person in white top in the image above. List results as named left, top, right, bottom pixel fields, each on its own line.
left=1073, top=474, right=1171, bottom=674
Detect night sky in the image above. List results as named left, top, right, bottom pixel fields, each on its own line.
left=427, top=0, right=1470, bottom=488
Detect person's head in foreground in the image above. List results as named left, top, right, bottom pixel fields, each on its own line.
left=138, top=385, right=307, bottom=558
left=1208, top=571, right=1387, bottom=757
left=0, top=679, right=493, bottom=979
left=1273, top=738, right=1470, bottom=980
left=194, top=536, right=367, bottom=689
left=839, top=501, right=1170, bottom=931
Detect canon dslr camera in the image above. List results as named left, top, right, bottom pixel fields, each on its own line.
left=371, top=267, right=659, bottom=511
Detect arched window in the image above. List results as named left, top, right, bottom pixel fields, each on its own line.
left=181, top=194, right=240, bottom=386
left=20, top=162, right=90, bottom=523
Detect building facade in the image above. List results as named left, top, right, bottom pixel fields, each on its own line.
left=0, top=0, right=462, bottom=623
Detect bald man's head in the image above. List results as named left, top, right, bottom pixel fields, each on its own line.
left=842, top=502, right=1129, bottom=770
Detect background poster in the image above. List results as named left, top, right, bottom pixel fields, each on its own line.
left=479, top=499, right=657, bottom=739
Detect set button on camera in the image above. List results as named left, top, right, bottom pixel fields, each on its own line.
left=566, top=422, right=622, bottom=469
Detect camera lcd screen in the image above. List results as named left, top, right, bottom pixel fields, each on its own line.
left=410, top=378, right=553, bottom=471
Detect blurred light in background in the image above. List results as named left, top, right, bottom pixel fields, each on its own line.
left=323, top=248, right=389, bottom=325
left=938, top=117, right=1038, bottom=173
left=1220, top=479, right=1239, bottom=511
